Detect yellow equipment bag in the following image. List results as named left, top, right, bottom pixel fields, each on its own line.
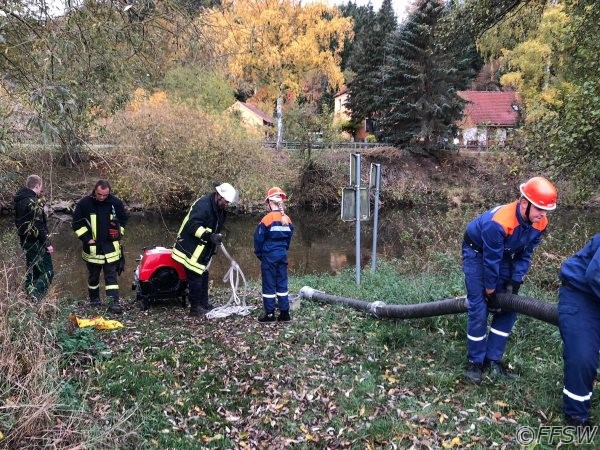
left=69, top=314, right=123, bottom=330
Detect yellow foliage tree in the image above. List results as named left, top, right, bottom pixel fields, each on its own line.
left=203, top=0, right=353, bottom=149
left=493, top=4, right=569, bottom=123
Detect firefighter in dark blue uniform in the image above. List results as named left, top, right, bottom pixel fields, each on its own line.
left=254, top=187, right=294, bottom=323
left=72, top=180, right=128, bottom=313
left=172, top=183, right=238, bottom=317
left=462, top=177, right=558, bottom=384
left=558, top=233, right=600, bottom=427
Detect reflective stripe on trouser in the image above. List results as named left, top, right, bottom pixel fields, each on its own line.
left=86, top=261, right=119, bottom=301
left=261, top=259, right=289, bottom=312
left=186, top=269, right=209, bottom=308
left=22, top=240, right=54, bottom=299
left=463, top=243, right=517, bottom=364
left=559, top=285, right=600, bottom=421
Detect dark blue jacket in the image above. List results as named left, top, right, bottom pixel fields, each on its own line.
left=14, top=187, right=50, bottom=246
left=465, top=200, right=547, bottom=290
left=72, top=193, right=128, bottom=264
left=254, top=211, right=293, bottom=263
left=172, top=193, right=225, bottom=274
left=560, top=233, right=600, bottom=299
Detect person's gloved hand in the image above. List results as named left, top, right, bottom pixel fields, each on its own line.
left=504, top=280, right=522, bottom=295
left=510, top=281, right=522, bottom=295
left=210, top=233, right=223, bottom=245
left=484, top=290, right=501, bottom=313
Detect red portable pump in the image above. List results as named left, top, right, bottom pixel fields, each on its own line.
left=132, top=246, right=187, bottom=310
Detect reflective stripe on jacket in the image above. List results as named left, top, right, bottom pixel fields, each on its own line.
left=464, top=200, right=547, bottom=290
left=72, top=194, right=128, bottom=264
left=172, top=193, right=225, bottom=275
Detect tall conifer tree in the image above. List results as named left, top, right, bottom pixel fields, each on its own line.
left=380, top=0, right=470, bottom=153
left=346, top=0, right=396, bottom=127
left=338, top=2, right=375, bottom=72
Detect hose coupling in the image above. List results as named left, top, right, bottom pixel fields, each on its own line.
left=370, top=301, right=387, bottom=318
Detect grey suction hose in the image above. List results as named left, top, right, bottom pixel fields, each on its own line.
left=299, top=287, right=558, bottom=326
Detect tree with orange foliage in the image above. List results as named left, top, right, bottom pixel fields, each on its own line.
left=203, top=0, right=353, bottom=149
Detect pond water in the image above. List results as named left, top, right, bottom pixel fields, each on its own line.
left=3, top=205, right=599, bottom=299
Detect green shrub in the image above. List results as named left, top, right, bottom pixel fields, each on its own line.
left=104, top=95, right=291, bottom=210
left=162, top=67, right=235, bottom=114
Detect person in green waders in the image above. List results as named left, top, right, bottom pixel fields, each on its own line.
left=14, top=174, right=54, bottom=301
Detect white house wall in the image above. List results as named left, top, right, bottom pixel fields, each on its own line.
left=462, top=126, right=508, bottom=147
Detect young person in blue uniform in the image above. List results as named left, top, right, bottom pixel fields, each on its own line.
left=462, top=177, right=558, bottom=384
left=558, top=233, right=600, bottom=427
left=254, top=187, right=294, bottom=323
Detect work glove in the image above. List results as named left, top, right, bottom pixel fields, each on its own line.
left=117, top=247, right=126, bottom=276
left=509, top=281, right=522, bottom=295
left=484, top=290, right=501, bottom=313
left=209, top=233, right=223, bottom=245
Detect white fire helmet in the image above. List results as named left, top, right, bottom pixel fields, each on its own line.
left=215, top=183, right=238, bottom=203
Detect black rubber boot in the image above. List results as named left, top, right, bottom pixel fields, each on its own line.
left=189, top=305, right=205, bottom=317
left=140, top=296, right=150, bottom=311
left=107, top=299, right=123, bottom=314
left=258, top=312, right=276, bottom=324
left=277, top=310, right=291, bottom=322
left=89, top=298, right=102, bottom=307
left=483, top=358, right=519, bottom=379
left=565, top=415, right=594, bottom=428
left=465, top=362, right=483, bottom=384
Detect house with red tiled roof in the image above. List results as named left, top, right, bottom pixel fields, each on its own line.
left=457, top=91, right=522, bottom=149
left=229, top=101, right=274, bottom=138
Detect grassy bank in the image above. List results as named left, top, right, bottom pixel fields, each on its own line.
left=18, top=262, right=571, bottom=449
left=2, top=242, right=592, bottom=448
left=1, top=148, right=598, bottom=447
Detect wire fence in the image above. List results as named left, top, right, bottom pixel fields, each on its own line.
left=9, top=141, right=389, bottom=152
left=263, top=141, right=387, bottom=150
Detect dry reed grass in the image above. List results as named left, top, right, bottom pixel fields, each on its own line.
left=0, top=234, right=138, bottom=449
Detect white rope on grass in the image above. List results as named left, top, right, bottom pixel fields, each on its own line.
left=205, top=243, right=256, bottom=319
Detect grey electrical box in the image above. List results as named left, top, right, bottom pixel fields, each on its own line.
left=341, top=187, right=370, bottom=222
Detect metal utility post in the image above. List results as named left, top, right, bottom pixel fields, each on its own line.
left=370, top=163, right=381, bottom=273
left=343, top=154, right=370, bottom=285
left=354, top=153, right=361, bottom=285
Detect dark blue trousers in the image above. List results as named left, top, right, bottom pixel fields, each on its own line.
left=559, top=285, right=600, bottom=421
left=261, top=259, right=289, bottom=313
left=87, top=261, right=119, bottom=301
left=463, top=243, right=517, bottom=364
left=185, top=269, right=210, bottom=307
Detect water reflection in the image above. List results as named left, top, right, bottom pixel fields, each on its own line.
left=4, top=205, right=599, bottom=299
left=41, top=209, right=371, bottom=299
